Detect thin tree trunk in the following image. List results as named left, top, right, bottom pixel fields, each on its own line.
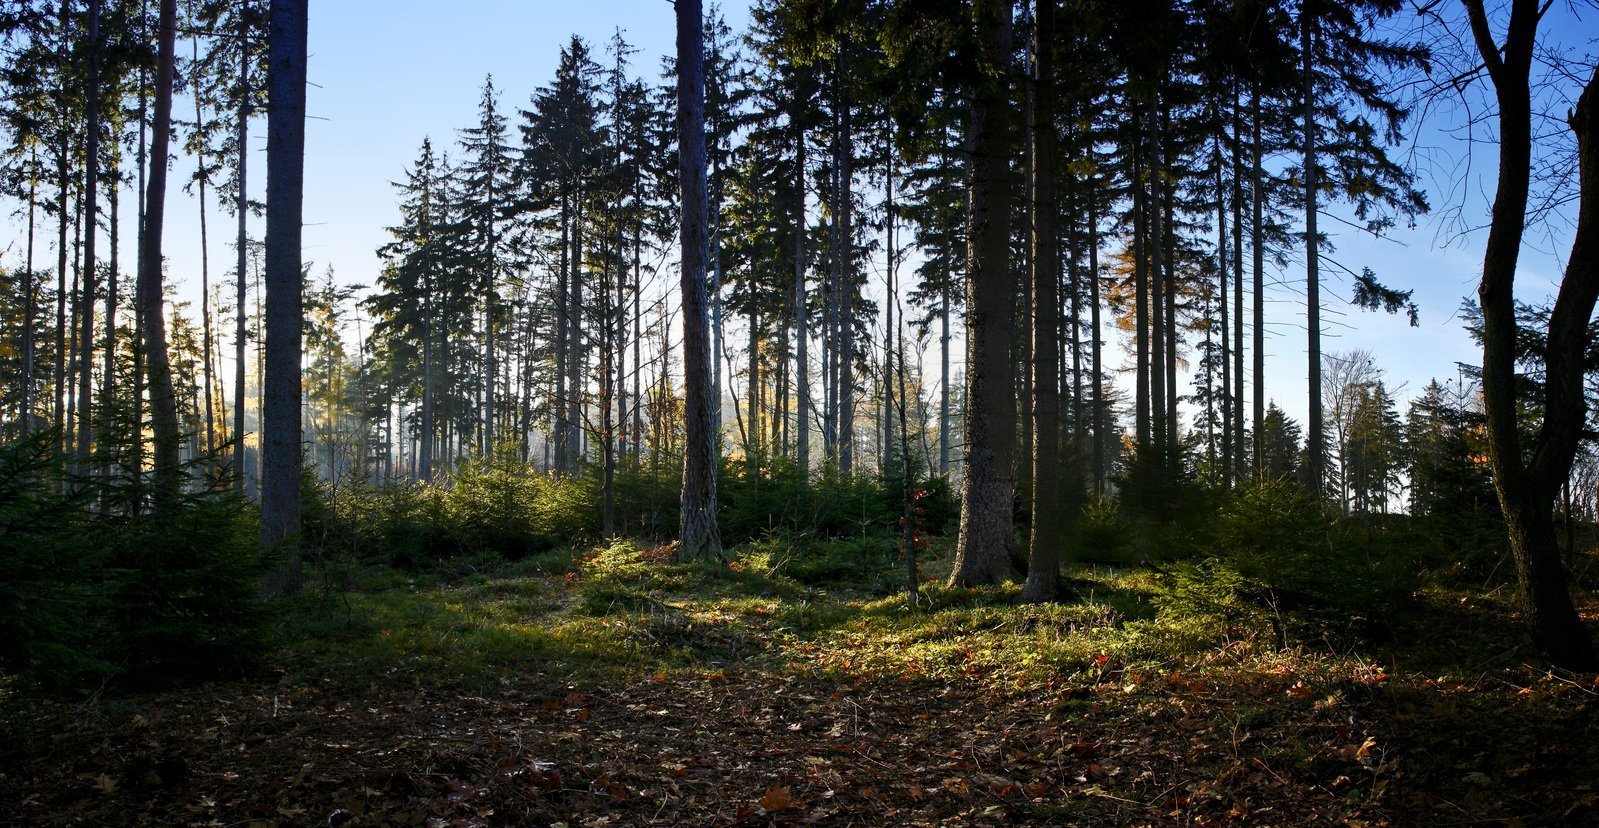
left=1089, top=198, right=1103, bottom=493
left=837, top=70, right=855, bottom=475
left=235, top=15, right=250, bottom=489
left=75, top=0, right=104, bottom=470
left=794, top=112, right=810, bottom=474
left=100, top=126, right=120, bottom=472
left=23, top=149, right=37, bottom=433
left=1217, top=116, right=1231, bottom=485
left=54, top=0, right=71, bottom=452
left=1251, top=82, right=1265, bottom=475
left=1232, top=80, right=1246, bottom=483
left=1301, top=10, right=1323, bottom=494
left=1148, top=97, right=1167, bottom=457
left=939, top=273, right=950, bottom=476
left=193, top=27, right=215, bottom=459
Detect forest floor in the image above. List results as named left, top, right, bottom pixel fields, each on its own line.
left=4, top=539, right=1599, bottom=826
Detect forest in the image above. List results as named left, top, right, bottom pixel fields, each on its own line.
left=3, top=0, right=1599, bottom=824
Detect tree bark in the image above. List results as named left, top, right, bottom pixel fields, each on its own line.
left=261, top=0, right=308, bottom=597
left=676, top=0, right=722, bottom=561
left=950, top=0, right=1016, bottom=587
left=140, top=0, right=182, bottom=509
left=1022, top=0, right=1060, bottom=603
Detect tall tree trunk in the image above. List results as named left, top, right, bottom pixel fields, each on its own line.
left=676, top=0, right=721, bottom=561
left=1466, top=0, right=1599, bottom=670
left=1148, top=97, right=1167, bottom=458
left=569, top=195, right=585, bottom=473
left=1162, top=115, right=1179, bottom=456
left=837, top=73, right=855, bottom=475
left=54, top=0, right=71, bottom=452
left=1217, top=119, right=1231, bottom=485
left=261, top=0, right=308, bottom=596
left=193, top=28, right=215, bottom=459
left=99, top=121, right=121, bottom=474
left=1301, top=9, right=1324, bottom=494
left=1089, top=198, right=1103, bottom=493
left=23, top=149, right=37, bottom=433
left=555, top=191, right=569, bottom=472
left=1132, top=120, right=1150, bottom=449
left=75, top=0, right=103, bottom=471
left=1022, top=0, right=1060, bottom=603
left=140, top=0, right=182, bottom=509
left=235, top=16, right=250, bottom=489
left=1251, top=82, right=1265, bottom=475
left=1231, top=81, right=1246, bottom=483
left=794, top=113, right=810, bottom=474
left=950, top=0, right=1016, bottom=587
left=939, top=272, right=950, bottom=476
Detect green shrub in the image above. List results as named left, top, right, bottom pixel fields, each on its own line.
left=106, top=493, right=265, bottom=689
left=0, top=433, right=106, bottom=691
left=0, top=434, right=265, bottom=695
left=1214, top=477, right=1415, bottom=621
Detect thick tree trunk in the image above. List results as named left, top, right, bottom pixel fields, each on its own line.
left=261, top=0, right=308, bottom=597
left=140, top=0, right=182, bottom=509
left=676, top=0, right=722, bottom=561
left=1022, top=0, right=1060, bottom=603
left=950, top=0, right=1016, bottom=587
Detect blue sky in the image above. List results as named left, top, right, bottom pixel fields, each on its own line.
left=3, top=0, right=1597, bottom=440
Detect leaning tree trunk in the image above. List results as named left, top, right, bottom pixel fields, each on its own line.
left=1021, top=0, right=1060, bottom=603
left=1468, top=0, right=1599, bottom=669
left=261, top=0, right=308, bottom=597
left=676, top=0, right=722, bottom=562
left=139, top=0, right=182, bottom=510
left=950, top=0, right=1017, bottom=587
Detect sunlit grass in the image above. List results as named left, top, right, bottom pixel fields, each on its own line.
left=281, top=533, right=1421, bottom=703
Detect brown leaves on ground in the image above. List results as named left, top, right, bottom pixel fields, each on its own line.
left=5, top=660, right=1596, bottom=826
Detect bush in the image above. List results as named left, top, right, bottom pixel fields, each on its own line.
left=0, top=433, right=265, bottom=695
left=1213, top=477, right=1415, bottom=622
left=304, top=448, right=600, bottom=570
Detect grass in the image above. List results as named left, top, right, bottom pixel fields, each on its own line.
left=278, top=533, right=1383, bottom=696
